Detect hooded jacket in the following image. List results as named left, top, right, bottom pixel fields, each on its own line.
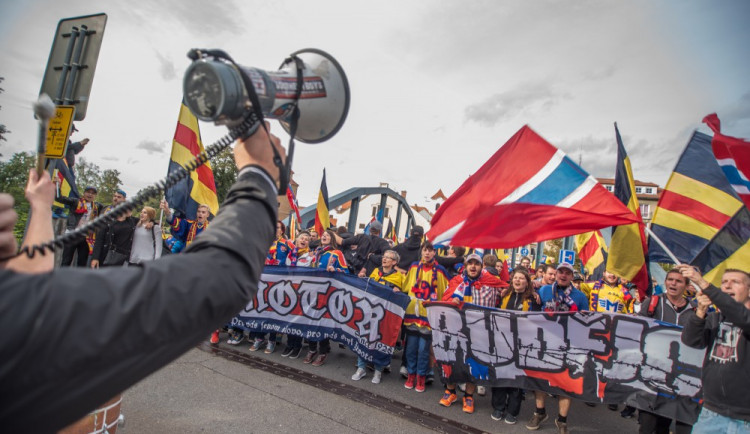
left=681, top=284, right=750, bottom=422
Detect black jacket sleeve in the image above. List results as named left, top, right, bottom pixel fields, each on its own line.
left=0, top=167, right=277, bottom=433
left=92, top=223, right=110, bottom=261
left=703, top=284, right=750, bottom=333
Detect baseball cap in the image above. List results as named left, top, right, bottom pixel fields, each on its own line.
left=84, top=186, right=97, bottom=193
left=411, top=226, right=424, bottom=237
left=573, top=272, right=584, bottom=281
left=465, top=253, right=482, bottom=264
left=116, top=189, right=127, bottom=198
left=556, top=262, right=575, bottom=272
left=370, top=221, right=382, bottom=232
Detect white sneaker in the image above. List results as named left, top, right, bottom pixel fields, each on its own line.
left=399, top=365, right=408, bottom=378
left=351, top=368, right=367, bottom=381
left=477, top=385, right=486, bottom=396
left=372, top=370, right=382, bottom=384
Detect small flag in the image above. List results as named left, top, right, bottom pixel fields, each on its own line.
left=314, top=169, right=330, bottom=236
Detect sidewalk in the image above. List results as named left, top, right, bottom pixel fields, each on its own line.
left=120, top=338, right=639, bottom=433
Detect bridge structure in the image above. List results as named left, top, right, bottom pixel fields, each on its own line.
left=285, top=186, right=418, bottom=239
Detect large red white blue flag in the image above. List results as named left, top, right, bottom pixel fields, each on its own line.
left=427, top=125, right=641, bottom=248
left=703, top=113, right=750, bottom=209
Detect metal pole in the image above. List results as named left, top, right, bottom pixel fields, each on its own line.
left=394, top=202, right=403, bottom=241
left=54, top=27, right=79, bottom=103
left=63, top=25, right=89, bottom=104
left=347, top=197, right=360, bottom=233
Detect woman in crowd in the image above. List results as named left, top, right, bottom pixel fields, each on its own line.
left=129, top=206, right=162, bottom=265
left=304, top=229, right=348, bottom=366
left=492, top=268, right=540, bottom=424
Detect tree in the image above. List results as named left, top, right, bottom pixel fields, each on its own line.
left=543, top=238, right=563, bottom=265
left=75, top=158, right=102, bottom=194
left=0, top=152, right=35, bottom=241
left=0, top=77, right=10, bottom=155
left=98, top=168, right=123, bottom=203
left=210, top=147, right=238, bottom=204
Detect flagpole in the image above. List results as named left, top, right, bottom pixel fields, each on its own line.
left=644, top=226, right=703, bottom=293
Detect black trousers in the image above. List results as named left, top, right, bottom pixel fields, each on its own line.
left=491, top=387, right=523, bottom=416
left=286, top=335, right=302, bottom=349
left=639, top=410, right=692, bottom=434
left=308, top=339, right=330, bottom=354
left=61, top=239, right=89, bottom=267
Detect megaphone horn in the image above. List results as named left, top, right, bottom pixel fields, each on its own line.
left=183, top=48, right=350, bottom=144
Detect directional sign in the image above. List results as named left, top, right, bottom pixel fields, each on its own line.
left=45, top=105, right=76, bottom=159
left=559, top=249, right=576, bottom=265
left=520, top=247, right=529, bottom=256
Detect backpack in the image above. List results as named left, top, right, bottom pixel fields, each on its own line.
left=646, top=295, right=660, bottom=317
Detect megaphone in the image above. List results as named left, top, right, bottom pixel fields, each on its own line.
left=183, top=48, right=350, bottom=144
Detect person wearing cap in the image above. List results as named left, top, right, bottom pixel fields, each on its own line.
left=527, top=262, right=589, bottom=433
left=579, top=270, right=634, bottom=314
left=100, top=189, right=128, bottom=215
left=439, top=252, right=508, bottom=414
left=393, top=225, right=424, bottom=272
left=54, top=184, right=103, bottom=267
left=334, top=219, right=389, bottom=277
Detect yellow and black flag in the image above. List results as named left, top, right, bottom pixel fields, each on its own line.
left=314, top=169, right=330, bottom=236
left=691, top=206, right=750, bottom=286
left=52, top=158, right=79, bottom=209
left=648, top=131, right=743, bottom=264
left=606, top=123, right=649, bottom=298
left=164, top=101, right=219, bottom=219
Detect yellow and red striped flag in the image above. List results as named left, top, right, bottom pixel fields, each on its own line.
left=164, top=102, right=219, bottom=219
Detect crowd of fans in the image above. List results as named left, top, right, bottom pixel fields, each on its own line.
left=212, top=222, right=750, bottom=434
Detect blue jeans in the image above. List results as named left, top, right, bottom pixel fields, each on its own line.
left=405, top=333, right=432, bottom=376
left=357, top=357, right=387, bottom=372
left=693, top=408, right=750, bottom=434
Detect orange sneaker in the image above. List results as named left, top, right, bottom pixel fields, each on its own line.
left=439, top=390, right=458, bottom=407
left=462, top=396, right=475, bottom=414
left=210, top=330, right=220, bottom=344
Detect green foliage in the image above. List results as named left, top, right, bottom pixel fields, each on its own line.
left=98, top=168, right=123, bottom=203
left=0, top=151, right=35, bottom=242
left=211, top=147, right=238, bottom=204
left=75, top=158, right=102, bottom=193
left=74, top=158, right=123, bottom=204
left=0, top=76, right=8, bottom=153
left=543, top=238, right=563, bottom=264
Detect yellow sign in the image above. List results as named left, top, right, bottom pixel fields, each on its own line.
left=45, top=105, right=76, bottom=159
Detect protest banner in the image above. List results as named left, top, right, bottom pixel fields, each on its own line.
left=426, top=302, right=705, bottom=424
left=231, top=266, right=410, bottom=366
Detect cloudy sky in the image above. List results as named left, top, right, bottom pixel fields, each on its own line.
left=1, top=1, right=749, bottom=209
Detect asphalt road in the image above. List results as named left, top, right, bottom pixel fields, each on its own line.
left=119, top=336, right=641, bottom=433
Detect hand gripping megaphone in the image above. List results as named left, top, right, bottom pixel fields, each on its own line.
left=183, top=48, right=350, bottom=144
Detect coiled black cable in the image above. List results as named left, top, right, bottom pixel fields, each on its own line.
left=8, top=112, right=260, bottom=261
